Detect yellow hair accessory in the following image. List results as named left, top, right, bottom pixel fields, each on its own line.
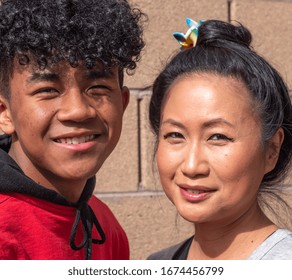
left=173, top=18, right=204, bottom=49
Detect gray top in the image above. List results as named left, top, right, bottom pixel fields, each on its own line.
left=148, top=229, right=292, bottom=260
left=248, top=229, right=292, bottom=260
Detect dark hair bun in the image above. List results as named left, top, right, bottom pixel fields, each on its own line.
left=197, top=20, right=252, bottom=49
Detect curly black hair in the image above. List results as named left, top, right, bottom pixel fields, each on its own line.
left=0, top=0, right=146, bottom=96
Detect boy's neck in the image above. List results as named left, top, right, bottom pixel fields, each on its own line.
left=9, top=146, right=88, bottom=203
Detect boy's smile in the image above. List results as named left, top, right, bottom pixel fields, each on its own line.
left=0, top=60, right=129, bottom=201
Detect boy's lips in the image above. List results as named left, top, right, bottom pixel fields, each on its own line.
left=54, top=134, right=98, bottom=144
left=52, top=133, right=103, bottom=152
left=52, top=132, right=102, bottom=145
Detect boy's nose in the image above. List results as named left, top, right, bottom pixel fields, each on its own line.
left=180, top=145, right=210, bottom=178
left=57, top=90, right=97, bottom=122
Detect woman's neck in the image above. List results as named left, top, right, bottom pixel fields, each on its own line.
left=188, top=205, right=277, bottom=259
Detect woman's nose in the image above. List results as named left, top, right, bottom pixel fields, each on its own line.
left=180, top=144, right=210, bottom=178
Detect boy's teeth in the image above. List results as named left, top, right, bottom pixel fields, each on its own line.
left=57, top=135, right=95, bottom=144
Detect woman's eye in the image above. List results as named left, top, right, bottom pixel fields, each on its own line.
left=163, top=132, right=185, bottom=145
left=162, top=132, right=185, bottom=144
left=209, top=134, right=233, bottom=142
left=163, top=132, right=184, bottom=139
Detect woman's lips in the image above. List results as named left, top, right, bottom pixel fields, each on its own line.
left=178, top=184, right=215, bottom=202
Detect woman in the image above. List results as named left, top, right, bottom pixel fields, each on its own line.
left=148, top=19, right=292, bottom=259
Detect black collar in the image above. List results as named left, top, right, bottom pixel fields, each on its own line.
left=0, top=149, right=106, bottom=259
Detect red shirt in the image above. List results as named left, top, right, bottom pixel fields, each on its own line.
left=0, top=193, right=129, bottom=260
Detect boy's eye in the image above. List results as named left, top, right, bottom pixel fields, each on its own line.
left=35, top=87, right=59, bottom=96
left=87, top=85, right=111, bottom=95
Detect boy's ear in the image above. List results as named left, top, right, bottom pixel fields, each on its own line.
left=121, top=86, right=130, bottom=112
left=0, top=97, right=15, bottom=135
left=264, top=128, right=284, bottom=174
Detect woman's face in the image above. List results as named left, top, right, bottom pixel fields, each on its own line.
left=157, top=73, right=274, bottom=225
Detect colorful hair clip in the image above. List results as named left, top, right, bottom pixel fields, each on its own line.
left=173, top=18, right=204, bottom=48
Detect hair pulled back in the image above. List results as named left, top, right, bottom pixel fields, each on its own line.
left=149, top=20, right=292, bottom=187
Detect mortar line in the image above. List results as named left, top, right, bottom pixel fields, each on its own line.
left=95, top=190, right=165, bottom=198
left=228, top=0, right=232, bottom=23
left=137, top=95, right=143, bottom=190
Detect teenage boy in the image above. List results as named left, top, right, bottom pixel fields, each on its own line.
left=0, top=0, right=145, bottom=260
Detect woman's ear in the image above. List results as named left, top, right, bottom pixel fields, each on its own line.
left=0, top=97, right=15, bottom=135
left=264, top=128, right=284, bottom=174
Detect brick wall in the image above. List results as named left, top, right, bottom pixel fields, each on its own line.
left=95, top=0, right=292, bottom=259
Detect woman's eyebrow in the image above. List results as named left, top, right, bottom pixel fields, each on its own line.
left=161, top=118, right=186, bottom=129
left=202, top=118, right=235, bottom=129
left=161, top=118, right=235, bottom=129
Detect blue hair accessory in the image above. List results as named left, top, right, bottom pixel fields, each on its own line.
left=173, top=18, right=204, bottom=48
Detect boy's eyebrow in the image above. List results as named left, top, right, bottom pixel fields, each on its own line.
left=85, top=69, right=114, bottom=80
left=27, top=72, right=60, bottom=84
left=26, top=69, right=115, bottom=84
